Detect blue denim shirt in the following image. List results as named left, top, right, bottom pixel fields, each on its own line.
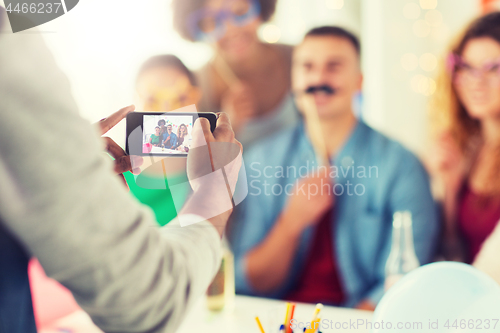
left=162, top=132, right=178, bottom=149
left=229, top=120, right=440, bottom=307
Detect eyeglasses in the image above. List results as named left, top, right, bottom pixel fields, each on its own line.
left=144, top=89, right=196, bottom=111
left=187, top=0, right=260, bottom=42
left=141, top=77, right=199, bottom=111
left=447, top=53, right=500, bottom=86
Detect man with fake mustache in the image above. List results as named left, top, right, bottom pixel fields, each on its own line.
left=229, top=26, right=440, bottom=310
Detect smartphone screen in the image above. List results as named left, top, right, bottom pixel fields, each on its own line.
left=142, top=113, right=194, bottom=155
left=126, top=112, right=217, bottom=157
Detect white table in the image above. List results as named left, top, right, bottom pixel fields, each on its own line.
left=177, top=295, right=373, bottom=333
left=40, top=296, right=373, bottom=333
left=149, top=146, right=184, bottom=154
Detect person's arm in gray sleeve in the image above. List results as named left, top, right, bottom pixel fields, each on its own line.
left=0, top=18, right=242, bottom=333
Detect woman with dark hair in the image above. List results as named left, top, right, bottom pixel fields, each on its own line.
left=171, top=0, right=299, bottom=146
left=136, top=55, right=201, bottom=112
left=429, top=12, right=500, bottom=263
left=149, top=126, right=162, bottom=147
left=124, top=55, right=200, bottom=229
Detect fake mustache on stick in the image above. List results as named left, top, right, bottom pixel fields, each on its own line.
left=305, top=85, right=337, bottom=95
left=295, top=85, right=336, bottom=168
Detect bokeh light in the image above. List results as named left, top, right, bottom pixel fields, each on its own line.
left=419, top=53, right=438, bottom=72
left=430, top=23, right=450, bottom=42
left=401, top=53, right=419, bottom=71
left=411, top=74, right=424, bottom=93
left=411, top=75, right=437, bottom=95
left=261, top=24, right=282, bottom=44
left=423, top=78, right=437, bottom=96
left=388, top=22, right=409, bottom=42
left=425, top=9, right=443, bottom=27
left=325, top=0, right=344, bottom=10
left=413, top=19, right=431, bottom=38
left=403, top=3, right=421, bottom=20
left=419, top=0, right=438, bottom=10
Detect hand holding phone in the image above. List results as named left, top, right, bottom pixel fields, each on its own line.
left=180, top=112, right=243, bottom=232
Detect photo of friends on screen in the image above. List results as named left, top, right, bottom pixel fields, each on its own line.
left=142, top=114, right=193, bottom=155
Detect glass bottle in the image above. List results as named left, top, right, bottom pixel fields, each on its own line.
left=384, top=211, right=420, bottom=290
left=206, top=238, right=235, bottom=311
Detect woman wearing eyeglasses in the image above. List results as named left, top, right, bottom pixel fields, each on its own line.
left=174, top=124, right=192, bottom=152
left=429, top=12, right=500, bottom=263
left=172, top=0, right=299, bottom=147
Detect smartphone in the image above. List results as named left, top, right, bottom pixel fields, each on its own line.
left=126, top=112, right=217, bottom=157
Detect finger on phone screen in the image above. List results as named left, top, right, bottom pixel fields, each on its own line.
left=216, top=112, right=231, bottom=127
left=213, top=113, right=235, bottom=142
left=99, top=105, right=135, bottom=135
left=191, top=117, right=212, bottom=149
left=215, top=112, right=242, bottom=151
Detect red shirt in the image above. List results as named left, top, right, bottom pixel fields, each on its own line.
left=459, top=185, right=500, bottom=263
left=286, top=209, right=344, bottom=305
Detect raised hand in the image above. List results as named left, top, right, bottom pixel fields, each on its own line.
left=282, top=170, right=334, bottom=236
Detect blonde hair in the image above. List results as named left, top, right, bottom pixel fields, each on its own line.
left=177, top=124, right=188, bottom=138
left=430, top=32, right=480, bottom=153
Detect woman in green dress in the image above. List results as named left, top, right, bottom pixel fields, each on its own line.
left=125, top=55, right=201, bottom=226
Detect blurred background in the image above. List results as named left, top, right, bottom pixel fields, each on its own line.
left=3, top=0, right=497, bottom=155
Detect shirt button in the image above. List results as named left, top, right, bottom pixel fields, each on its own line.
left=341, top=156, right=354, bottom=168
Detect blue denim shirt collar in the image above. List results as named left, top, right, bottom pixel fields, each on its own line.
left=295, top=119, right=366, bottom=182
